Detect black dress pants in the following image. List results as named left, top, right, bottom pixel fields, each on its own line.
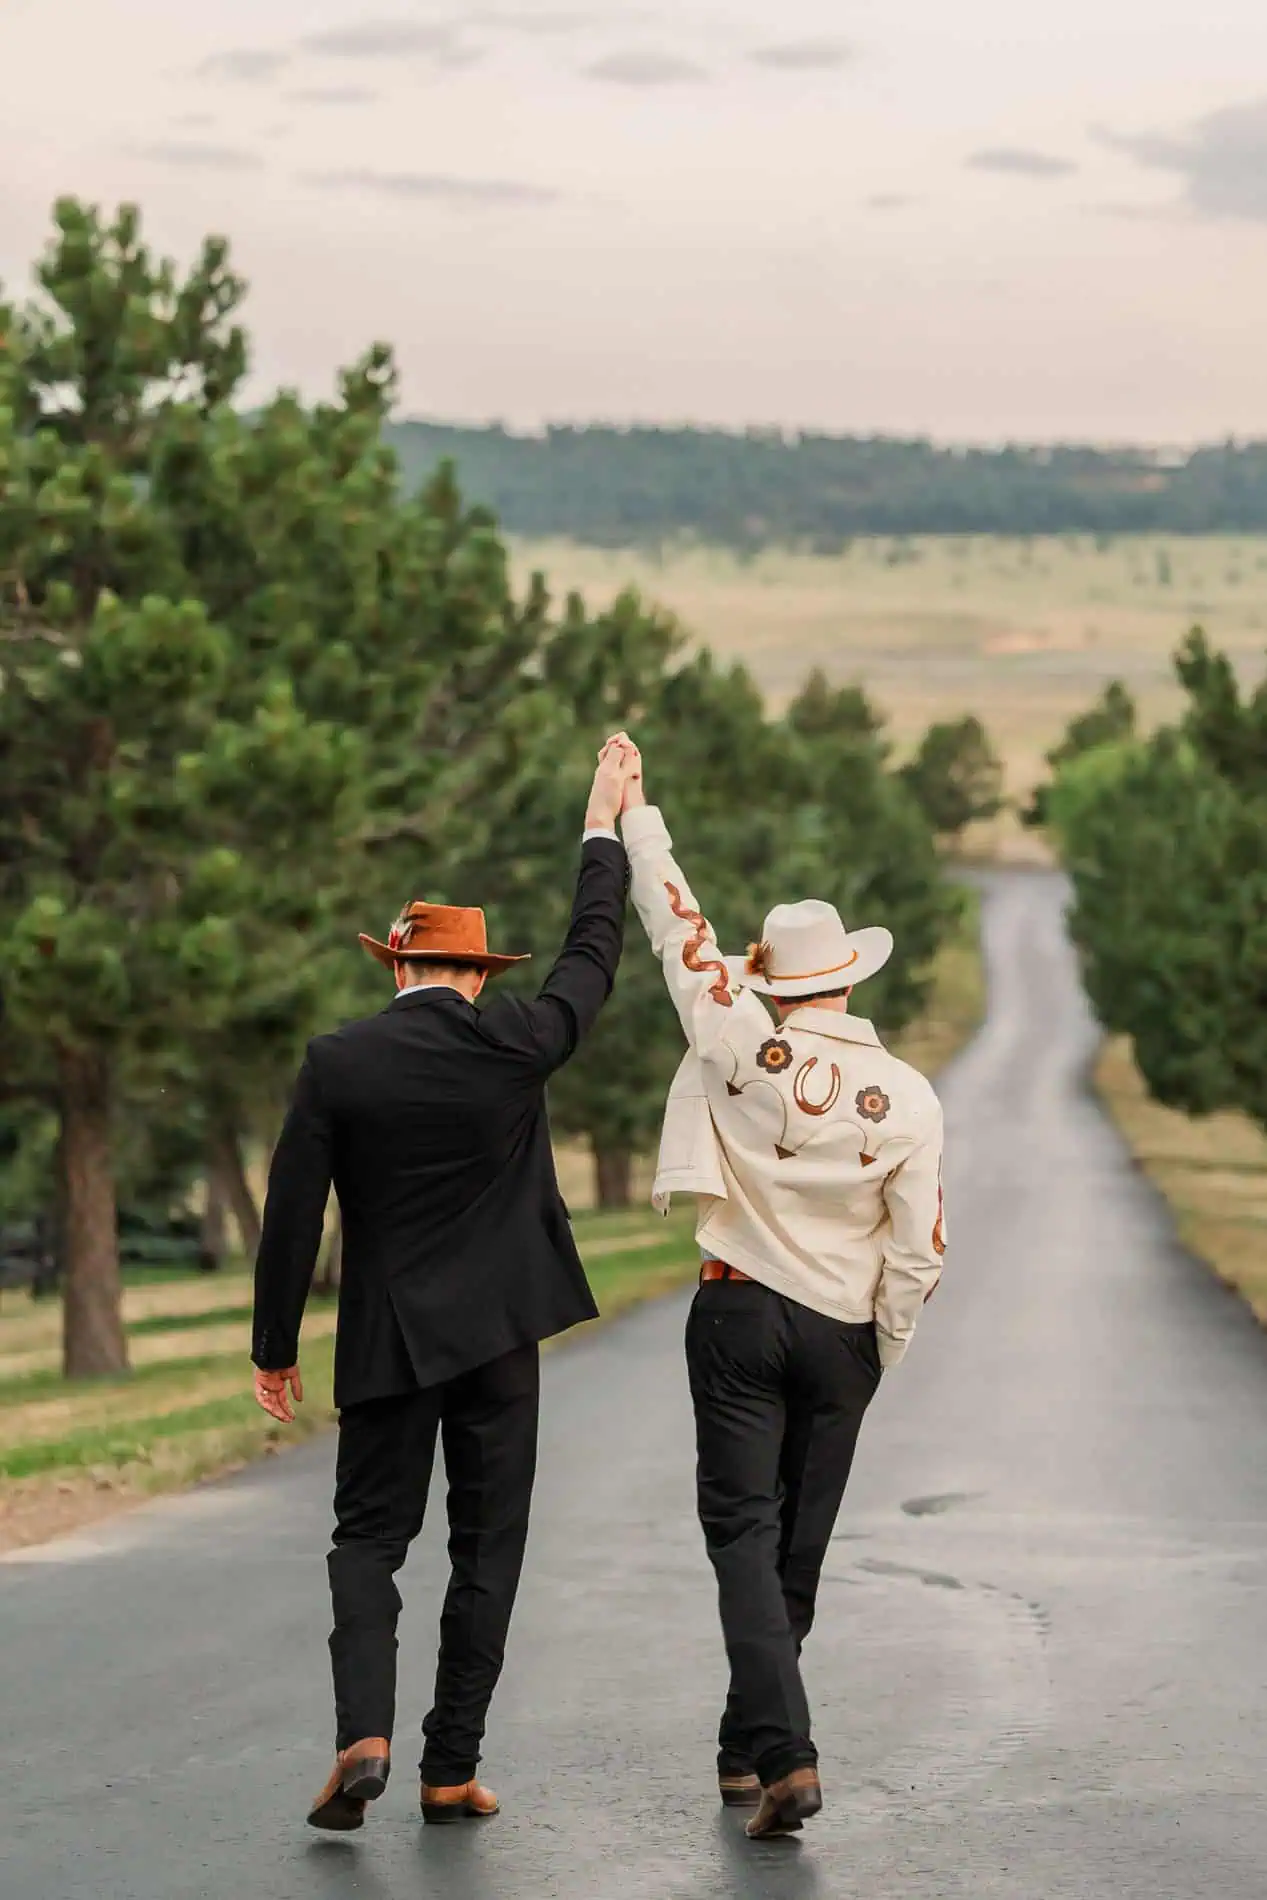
left=327, top=1343, right=539, bottom=1784
left=685, top=1278, right=881, bottom=1787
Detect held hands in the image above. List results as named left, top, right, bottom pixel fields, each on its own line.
left=253, top=1363, right=304, bottom=1424
left=593, top=730, right=645, bottom=819
left=586, top=732, right=643, bottom=828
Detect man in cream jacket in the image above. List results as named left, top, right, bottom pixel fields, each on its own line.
left=611, top=735, right=945, bottom=1841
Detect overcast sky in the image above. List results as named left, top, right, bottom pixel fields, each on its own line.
left=3, top=0, right=1266, bottom=441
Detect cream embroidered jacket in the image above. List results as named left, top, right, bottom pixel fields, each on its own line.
left=622, top=804, right=946, bottom=1369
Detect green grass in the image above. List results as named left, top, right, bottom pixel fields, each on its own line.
left=0, top=1340, right=268, bottom=1409
left=0, top=1391, right=285, bottom=1481
left=0, top=1223, right=699, bottom=1491
left=125, top=1302, right=255, bottom=1340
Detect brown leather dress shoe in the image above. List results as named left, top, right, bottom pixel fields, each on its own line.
left=745, top=1767, right=823, bottom=1840
left=718, top=1772, right=762, bottom=1808
left=307, top=1737, right=392, bottom=1831
left=420, top=1779, right=500, bottom=1826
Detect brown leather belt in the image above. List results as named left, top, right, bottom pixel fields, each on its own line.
left=700, top=1259, right=753, bottom=1285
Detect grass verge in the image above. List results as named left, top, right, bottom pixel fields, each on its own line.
left=0, top=1220, right=697, bottom=1553
left=1096, top=1036, right=1267, bottom=1326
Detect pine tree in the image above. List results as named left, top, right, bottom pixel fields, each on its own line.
left=899, top=714, right=1005, bottom=842
left=0, top=202, right=358, bottom=1373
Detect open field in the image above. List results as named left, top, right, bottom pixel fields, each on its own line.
left=1096, top=1038, right=1267, bottom=1331
left=0, top=902, right=984, bottom=1554
left=513, top=534, right=1267, bottom=842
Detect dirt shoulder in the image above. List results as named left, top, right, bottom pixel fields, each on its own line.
left=1096, top=1037, right=1267, bottom=1327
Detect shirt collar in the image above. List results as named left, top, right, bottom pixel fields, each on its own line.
left=783, top=1008, right=880, bottom=1048
left=388, top=984, right=469, bottom=1010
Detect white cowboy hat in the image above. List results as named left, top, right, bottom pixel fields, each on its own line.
left=724, top=899, right=893, bottom=1001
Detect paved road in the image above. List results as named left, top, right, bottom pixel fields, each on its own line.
left=4, top=871, right=1266, bottom=1900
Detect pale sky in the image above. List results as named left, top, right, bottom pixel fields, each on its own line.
left=3, top=0, right=1267, bottom=441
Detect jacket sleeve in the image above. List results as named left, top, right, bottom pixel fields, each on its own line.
left=485, top=836, right=629, bottom=1075
left=251, top=1046, right=333, bottom=1372
left=621, top=804, right=769, bottom=1055
left=875, top=1094, right=946, bottom=1369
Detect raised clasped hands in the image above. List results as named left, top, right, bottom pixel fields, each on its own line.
left=595, top=730, right=645, bottom=817
left=586, top=730, right=644, bottom=828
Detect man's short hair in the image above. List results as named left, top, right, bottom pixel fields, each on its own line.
left=396, top=959, right=481, bottom=987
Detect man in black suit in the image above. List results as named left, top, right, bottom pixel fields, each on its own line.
left=251, top=739, right=636, bottom=1832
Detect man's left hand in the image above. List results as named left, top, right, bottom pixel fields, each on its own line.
left=253, top=1364, right=304, bottom=1423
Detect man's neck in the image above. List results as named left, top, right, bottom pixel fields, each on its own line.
left=778, top=996, right=850, bottom=1022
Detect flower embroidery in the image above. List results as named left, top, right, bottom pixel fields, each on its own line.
left=855, top=1086, right=890, bottom=1124
left=757, top=1037, right=794, bottom=1074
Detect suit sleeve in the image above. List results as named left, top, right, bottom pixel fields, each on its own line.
left=487, top=836, right=629, bottom=1075
left=875, top=1095, right=946, bottom=1369
left=620, top=803, right=769, bottom=1056
left=251, top=1047, right=333, bottom=1372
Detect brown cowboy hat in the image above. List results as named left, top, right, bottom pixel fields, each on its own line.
left=359, top=901, right=530, bottom=977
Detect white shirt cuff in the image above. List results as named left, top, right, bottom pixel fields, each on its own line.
left=582, top=826, right=620, bottom=844
left=876, top=1328, right=908, bottom=1370
left=618, top=804, right=670, bottom=850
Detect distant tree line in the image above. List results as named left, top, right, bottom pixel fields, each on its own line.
left=1031, top=634, right=1267, bottom=1136
left=384, top=421, right=1267, bottom=550
left=0, top=199, right=999, bottom=1381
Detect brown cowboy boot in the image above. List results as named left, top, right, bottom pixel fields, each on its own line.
left=745, top=1767, right=823, bottom=1840
left=307, top=1737, right=392, bottom=1831
left=718, top=1771, right=762, bottom=1808
left=420, top=1778, right=500, bottom=1826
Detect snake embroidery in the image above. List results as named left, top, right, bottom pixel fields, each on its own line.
left=665, top=881, right=733, bottom=1007
left=792, top=1056, right=842, bottom=1117
left=931, top=1162, right=946, bottom=1260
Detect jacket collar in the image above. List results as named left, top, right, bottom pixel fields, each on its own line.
left=784, top=1007, right=880, bottom=1048
left=386, top=986, right=473, bottom=1012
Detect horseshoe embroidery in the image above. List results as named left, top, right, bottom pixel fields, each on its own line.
left=665, top=881, right=733, bottom=1007
left=792, top=1057, right=842, bottom=1118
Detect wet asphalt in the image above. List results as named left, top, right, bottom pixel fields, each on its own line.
left=2, top=869, right=1265, bottom=1900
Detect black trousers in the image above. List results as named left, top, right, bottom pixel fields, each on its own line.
left=685, top=1278, right=881, bottom=1787
left=327, top=1343, right=539, bottom=1784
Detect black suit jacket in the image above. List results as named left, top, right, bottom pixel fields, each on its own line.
left=252, top=837, right=629, bottom=1407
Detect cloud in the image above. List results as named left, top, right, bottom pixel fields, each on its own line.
left=967, top=147, right=1078, bottom=178
left=288, top=86, right=379, bottom=104
left=867, top=193, right=915, bottom=210
left=1089, top=200, right=1173, bottom=223
left=1099, top=97, right=1267, bottom=223
left=172, top=112, right=216, bottom=128
left=130, top=141, right=265, bottom=171
left=300, top=168, right=560, bottom=206
left=749, top=39, right=856, bottom=71
left=197, top=48, right=290, bottom=84
left=298, top=20, right=471, bottom=63
left=584, top=51, right=706, bottom=86
left=469, top=7, right=592, bottom=29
